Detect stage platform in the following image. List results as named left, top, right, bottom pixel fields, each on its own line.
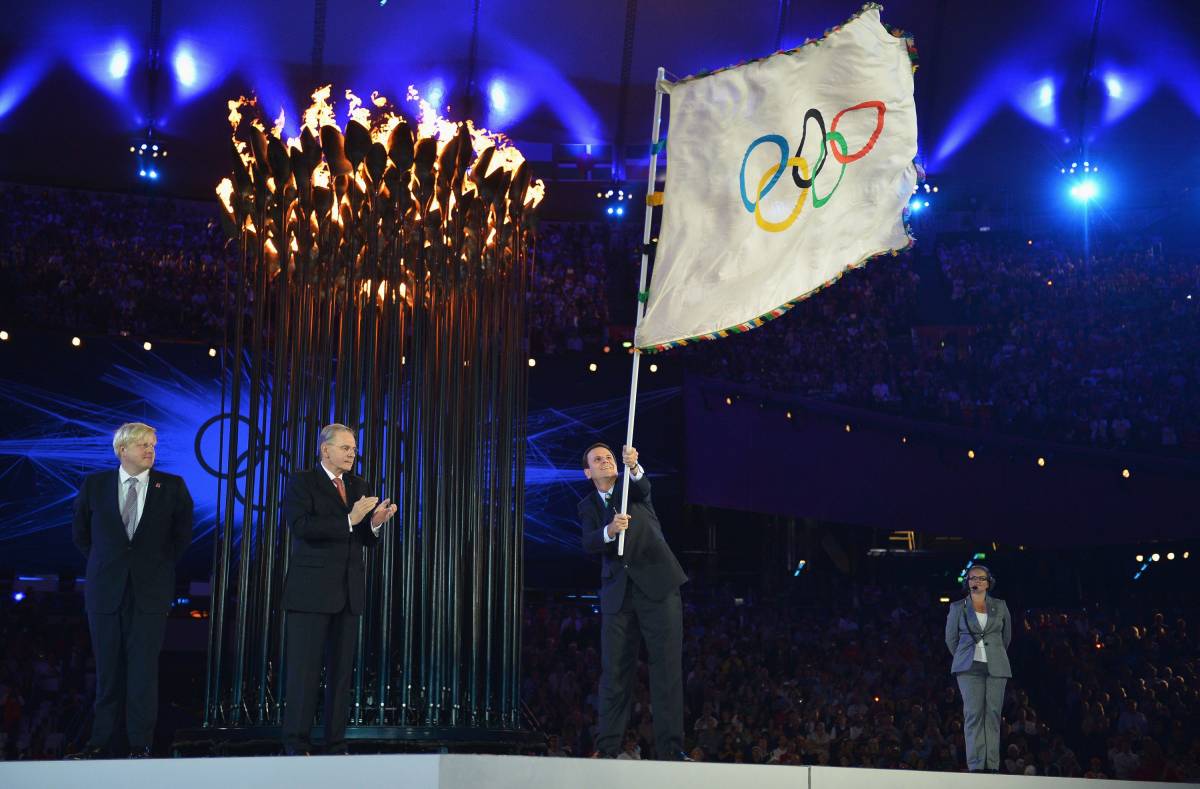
left=0, top=754, right=1186, bottom=789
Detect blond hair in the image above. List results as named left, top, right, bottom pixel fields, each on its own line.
left=112, top=422, right=157, bottom=457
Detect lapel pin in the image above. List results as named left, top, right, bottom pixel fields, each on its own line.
left=155, top=482, right=162, bottom=488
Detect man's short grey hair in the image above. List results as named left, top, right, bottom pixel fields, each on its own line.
left=318, top=423, right=355, bottom=455
left=112, top=422, right=156, bottom=457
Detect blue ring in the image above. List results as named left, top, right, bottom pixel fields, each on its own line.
left=739, top=134, right=789, bottom=213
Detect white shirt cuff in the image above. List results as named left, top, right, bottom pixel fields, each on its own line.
left=630, top=464, right=644, bottom=481
left=603, top=526, right=615, bottom=543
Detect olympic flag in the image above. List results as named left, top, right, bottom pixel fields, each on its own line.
left=634, top=4, right=918, bottom=351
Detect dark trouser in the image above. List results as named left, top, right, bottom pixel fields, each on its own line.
left=956, top=660, right=1007, bottom=771
left=282, top=606, right=359, bottom=753
left=87, top=582, right=168, bottom=751
left=596, top=579, right=683, bottom=759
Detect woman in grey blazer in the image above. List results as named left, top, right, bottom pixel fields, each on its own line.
left=945, top=565, right=1012, bottom=772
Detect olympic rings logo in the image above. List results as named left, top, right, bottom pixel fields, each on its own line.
left=738, top=100, right=886, bottom=233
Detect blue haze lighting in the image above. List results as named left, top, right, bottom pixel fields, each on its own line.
left=1100, top=67, right=1149, bottom=125
left=1016, top=76, right=1058, bottom=128
left=483, top=73, right=529, bottom=130
left=909, top=199, right=923, bottom=212
left=12, top=592, right=24, bottom=602
left=79, top=38, right=138, bottom=109
left=0, top=346, right=680, bottom=567
left=0, top=54, right=48, bottom=120
left=168, top=39, right=228, bottom=102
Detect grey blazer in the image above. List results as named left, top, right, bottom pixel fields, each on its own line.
left=945, top=596, right=1012, bottom=677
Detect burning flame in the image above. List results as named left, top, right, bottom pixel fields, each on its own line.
left=525, top=179, right=546, bottom=209
left=227, top=96, right=255, bottom=130
left=220, top=83, right=544, bottom=303
left=303, top=85, right=336, bottom=132
left=216, top=178, right=235, bottom=214
left=346, top=89, right=371, bottom=129
left=312, top=164, right=330, bottom=190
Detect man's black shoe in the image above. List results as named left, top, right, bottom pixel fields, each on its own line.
left=65, top=745, right=107, bottom=760
left=128, top=746, right=153, bottom=759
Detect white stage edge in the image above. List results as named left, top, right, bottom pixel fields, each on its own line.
left=1, top=754, right=1189, bottom=789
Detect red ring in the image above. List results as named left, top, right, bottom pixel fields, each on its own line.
left=828, top=100, right=886, bottom=164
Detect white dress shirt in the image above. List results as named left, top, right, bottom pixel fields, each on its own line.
left=320, top=463, right=383, bottom=534
left=600, top=464, right=644, bottom=543
left=118, top=467, right=150, bottom=532
left=973, top=610, right=988, bottom=662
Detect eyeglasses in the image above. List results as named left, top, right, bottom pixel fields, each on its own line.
left=966, top=576, right=989, bottom=582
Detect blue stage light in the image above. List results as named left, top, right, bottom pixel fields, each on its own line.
left=606, top=207, right=614, bottom=216
left=108, top=47, right=131, bottom=80
left=12, top=591, right=24, bottom=602
left=616, top=207, right=624, bottom=216
left=488, top=80, right=508, bottom=113
left=173, top=48, right=197, bottom=88
left=1105, top=76, right=1122, bottom=98
left=425, top=80, right=445, bottom=110
left=139, top=169, right=147, bottom=178
left=909, top=199, right=923, bottom=212
left=148, top=169, right=158, bottom=180
left=1038, top=81, right=1053, bottom=108
left=1069, top=180, right=1098, bottom=201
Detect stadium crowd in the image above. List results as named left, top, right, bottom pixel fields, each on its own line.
left=3, top=183, right=1197, bottom=453
left=523, top=584, right=1200, bottom=779
left=2, top=574, right=1195, bottom=781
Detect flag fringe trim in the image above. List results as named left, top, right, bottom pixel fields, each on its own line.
left=637, top=231, right=915, bottom=353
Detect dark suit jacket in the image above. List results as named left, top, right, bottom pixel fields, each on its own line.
left=945, top=595, right=1013, bottom=677
left=579, top=475, right=687, bottom=614
left=282, top=466, right=380, bottom=615
left=72, top=469, right=194, bottom=614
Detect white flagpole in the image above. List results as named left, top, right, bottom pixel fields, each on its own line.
left=618, top=66, right=668, bottom=557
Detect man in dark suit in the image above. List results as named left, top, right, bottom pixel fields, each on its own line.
left=579, top=442, right=688, bottom=760
left=281, top=423, right=397, bottom=755
left=70, top=422, right=194, bottom=758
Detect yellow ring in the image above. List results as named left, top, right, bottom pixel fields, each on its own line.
left=754, top=157, right=809, bottom=233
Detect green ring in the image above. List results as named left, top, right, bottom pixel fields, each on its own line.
left=812, top=131, right=848, bottom=209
